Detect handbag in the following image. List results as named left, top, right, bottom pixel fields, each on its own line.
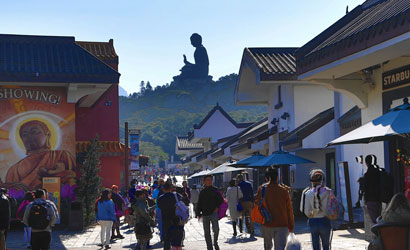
left=215, top=189, right=228, bottom=220
left=236, top=187, right=243, bottom=212
left=250, top=184, right=272, bottom=225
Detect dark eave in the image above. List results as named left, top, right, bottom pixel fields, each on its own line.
left=218, top=117, right=268, bottom=151
left=281, top=107, right=334, bottom=150
left=230, top=125, right=274, bottom=155
left=0, top=34, right=120, bottom=84
left=243, top=47, right=298, bottom=82
left=297, top=0, right=410, bottom=75
left=338, top=106, right=362, bottom=136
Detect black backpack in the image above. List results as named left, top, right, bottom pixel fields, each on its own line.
left=379, top=168, right=394, bottom=203
left=28, top=203, right=50, bottom=230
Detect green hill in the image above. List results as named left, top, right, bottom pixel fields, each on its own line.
left=119, top=74, right=266, bottom=164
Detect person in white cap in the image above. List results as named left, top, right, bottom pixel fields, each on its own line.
left=300, top=169, right=332, bottom=250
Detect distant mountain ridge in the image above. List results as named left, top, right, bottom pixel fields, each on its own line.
left=119, top=74, right=266, bottom=164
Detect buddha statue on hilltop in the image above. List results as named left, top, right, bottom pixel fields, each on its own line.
left=178, top=33, right=209, bottom=80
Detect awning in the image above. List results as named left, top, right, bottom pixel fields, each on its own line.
left=327, top=98, right=410, bottom=146
left=248, top=151, right=314, bottom=167
left=230, top=154, right=266, bottom=167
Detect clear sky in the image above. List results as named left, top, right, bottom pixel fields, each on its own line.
left=1, top=0, right=364, bottom=94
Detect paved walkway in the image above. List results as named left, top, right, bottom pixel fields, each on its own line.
left=6, top=217, right=369, bottom=250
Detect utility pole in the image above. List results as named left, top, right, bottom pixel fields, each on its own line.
left=124, top=122, right=129, bottom=191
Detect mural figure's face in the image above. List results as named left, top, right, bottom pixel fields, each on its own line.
left=20, top=122, right=50, bottom=153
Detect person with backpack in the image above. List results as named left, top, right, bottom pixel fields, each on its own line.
left=300, top=169, right=333, bottom=250
left=96, top=189, right=116, bottom=249
left=237, top=173, right=255, bottom=237
left=0, top=189, right=10, bottom=250
left=17, top=191, right=35, bottom=248
left=23, top=189, right=58, bottom=250
left=254, top=167, right=294, bottom=250
left=158, top=182, right=185, bottom=250
left=363, top=155, right=382, bottom=224
left=196, top=174, right=224, bottom=250
left=132, top=190, right=155, bottom=250
left=225, top=179, right=243, bottom=237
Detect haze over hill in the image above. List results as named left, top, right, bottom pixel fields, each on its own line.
left=119, top=74, right=267, bottom=165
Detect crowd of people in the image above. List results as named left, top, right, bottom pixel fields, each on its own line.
left=1, top=157, right=410, bottom=250
left=0, top=188, right=59, bottom=250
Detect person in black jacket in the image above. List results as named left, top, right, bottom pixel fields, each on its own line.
left=196, top=175, right=223, bottom=250
left=363, top=155, right=382, bottom=223
left=0, top=190, right=10, bottom=250
left=158, top=182, right=184, bottom=250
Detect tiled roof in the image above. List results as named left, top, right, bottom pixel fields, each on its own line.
left=243, top=47, right=298, bottom=81
left=76, top=141, right=150, bottom=163
left=176, top=136, right=203, bottom=151
left=297, top=0, right=410, bottom=75
left=0, top=34, right=120, bottom=83
left=76, top=39, right=119, bottom=71
left=76, top=141, right=126, bottom=153
left=281, top=107, right=334, bottom=150
left=193, top=104, right=253, bottom=130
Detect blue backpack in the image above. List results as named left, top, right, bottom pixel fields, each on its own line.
left=174, top=193, right=189, bottom=223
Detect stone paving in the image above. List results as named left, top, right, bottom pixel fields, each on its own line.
left=5, top=216, right=369, bottom=250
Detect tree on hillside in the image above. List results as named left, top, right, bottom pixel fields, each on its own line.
left=140, top=81, right=146, bottom=95
left=146, top=81, right=153, bottom=92
left=75, top=135, right=103, bottom=227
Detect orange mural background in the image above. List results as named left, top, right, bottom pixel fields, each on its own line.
left=0, top=86, right=76, bottom=191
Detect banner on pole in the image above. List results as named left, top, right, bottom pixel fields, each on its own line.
left=129, top=130, right=141, bottom=170
left=129, top=133, right=140, bottom=156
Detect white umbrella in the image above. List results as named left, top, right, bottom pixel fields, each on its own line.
left=187, top=169, right=210, bottom=179
left=208, top=161, right=247, bottom=175
left=328, top=98, right=410, bottom=146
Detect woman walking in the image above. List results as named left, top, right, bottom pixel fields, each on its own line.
left=16, top=191, right=34, bottom=248
left=226, top=179, right=243, bottom=237
left=132, top=190, right=155, bottom=250
left=96, top=189, right=116, bottom=249
left=300, top=169, right=333, bottom=250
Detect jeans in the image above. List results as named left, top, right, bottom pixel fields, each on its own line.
left=100, top=220, right=113, bottom=246
left=308, top=217, right=331, bottom=250
left=24, top=226, right=31, bottom=246
left=365, top=201, right=382, bottom=224
left=0, top=229, right=5, bottom=250
left=260, top=226, right=288, bottom=250
left=241, top=201, right=254, bottom=234
left=31, top=231, right=51, bottom=250
left=156, top=208, right=163, bottom=240
left=203, top=213, right=219, bottom=250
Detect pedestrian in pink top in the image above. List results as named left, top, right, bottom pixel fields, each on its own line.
left=16, top=192, right=35, bottom=248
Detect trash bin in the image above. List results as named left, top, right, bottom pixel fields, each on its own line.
left=68, top=201, right=83, bottom=230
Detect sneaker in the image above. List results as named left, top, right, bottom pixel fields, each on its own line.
left=117, top=234, right=125, bottom=239
left=214, top=244, right=220, bottom=250
left=105, top=245, right=111, bottom=249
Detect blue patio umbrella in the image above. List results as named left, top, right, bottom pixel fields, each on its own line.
left=230, top=153, right=266, bottom=167
left=327, top=98, right=410, bottom=146
left=248, top=151, right=314, bottom=167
